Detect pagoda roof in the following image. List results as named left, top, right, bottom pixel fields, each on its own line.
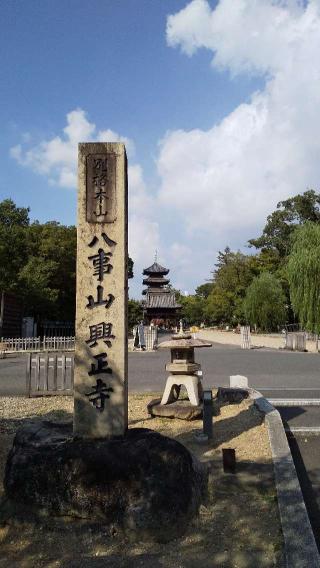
left=143, top=262, right=169, bottom=276
left=143, top=292, right=181, bottom=309
left=143, top=276, right=170, bottom=285
left=142, top=287, right=170, bottom=295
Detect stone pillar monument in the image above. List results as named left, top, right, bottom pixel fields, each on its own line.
left=4, top=143, right=206, bottom=539
left=74, top=142, right=128, bottom=438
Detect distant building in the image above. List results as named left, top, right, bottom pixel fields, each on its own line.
left=142, top=261, right=181, bottom=326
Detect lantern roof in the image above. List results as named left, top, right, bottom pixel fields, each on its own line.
left=158, top=332, right=212, bottom=349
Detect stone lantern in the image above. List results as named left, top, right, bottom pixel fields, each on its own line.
left=158, top=326, right=212, bottom=407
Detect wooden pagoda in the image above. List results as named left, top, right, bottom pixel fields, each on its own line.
left=142, top=260, right=181, bottom=326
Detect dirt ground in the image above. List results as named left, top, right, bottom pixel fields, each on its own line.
left=0, top=394, right=283, bottom=568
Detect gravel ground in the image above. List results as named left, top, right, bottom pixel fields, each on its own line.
left=0, top=394, right=283, bottom=567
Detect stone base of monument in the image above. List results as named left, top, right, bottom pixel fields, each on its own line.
left=4, top=421, right=206, bottom=542
left=147, top=398, right=203, bottom=421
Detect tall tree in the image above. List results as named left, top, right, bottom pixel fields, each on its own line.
left=287, top=222, right=320, bottom=333
left=0, top=199, right=30, bottom=293
left=249, top=190, right=320, bottom=257
left=195, top=282, right=214, bottom=299
left=0, top=198, right=136, bottom=322
left=243, top=272, right=287, bottom=331
left=128, top=299, right=143, bottom=330
left=20, top=221, right=77, bottom=320
left=204, top=248, right=258, bottom=324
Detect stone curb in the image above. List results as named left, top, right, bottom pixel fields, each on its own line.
left=268, top=399, right=320, bottom=406
left=250, top=388, right=320, bottom=568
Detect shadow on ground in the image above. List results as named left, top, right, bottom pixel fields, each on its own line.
left=0, top=404, right=284, bottom=567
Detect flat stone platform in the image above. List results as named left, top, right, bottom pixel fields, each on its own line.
left=147, top=398, right=203, bottom=420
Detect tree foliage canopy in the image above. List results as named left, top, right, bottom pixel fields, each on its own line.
left=0, top=199, right=134, bottom=322
left=2, top=190, right=320, bottom=332
left=249, top=190, right=320, bottom=257
left=128, top=299, right=143, bottom=330
left=287, top=222, right=320, bottom=333
left=243, top=272, right=287, bottom=331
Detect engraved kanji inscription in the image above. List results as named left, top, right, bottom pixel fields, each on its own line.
left=86, top=322, right=115, bottom=348
left=88, top=353, right=113, bottom=376
left=86, top=286, right=115, bottom=309
left=86, top=153, right=117, bottom=223
left=88, top=249, right=113, bottom=281
left=85, top=378, right=114, bottom=412
left=88, top=233, right=117, bottom=248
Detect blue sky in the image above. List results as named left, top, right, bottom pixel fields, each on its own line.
left=1, top=0, right=320, bottom=297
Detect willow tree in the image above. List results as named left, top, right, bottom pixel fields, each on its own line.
left=243, top=272, right=287, bottom=331
left=287, top=222, right=320, bottom=333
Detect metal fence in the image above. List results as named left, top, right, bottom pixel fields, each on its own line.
left=26, top=353, right=74, bottom=397
left=241, top=326, right=251, bottom=349
left=0, top=336, right=75, bottom=353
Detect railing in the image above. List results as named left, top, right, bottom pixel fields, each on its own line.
left=26, top=353, right=74, bottom=397
left=0, top=336, right=75, bottom=353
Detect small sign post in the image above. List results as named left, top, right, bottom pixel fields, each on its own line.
left=203, top=389, right=213, bottom=439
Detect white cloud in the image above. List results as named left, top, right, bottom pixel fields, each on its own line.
left=11, top=2, right=320, bottom=296
left=161, top=0, right=320, bottom=240
left=10, top=109, right=134, bottom=188
left=10, top=108, right=159, bottom=295
left=128, top=163, right=160, bottom=267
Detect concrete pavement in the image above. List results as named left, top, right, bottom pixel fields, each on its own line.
left=1, top=343, right=320, bottom=396
left=2, top=339, right=320, bottom=400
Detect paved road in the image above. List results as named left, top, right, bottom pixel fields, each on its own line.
left=1, top=343, right=320, bottom=396
left=277, top=406, right=320, bottom=429
left=287, top=433, right=320, bottom=549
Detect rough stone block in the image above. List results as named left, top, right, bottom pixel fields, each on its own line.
left=217, top=387, right=249, bottom=404
left=4, top=421, right=207, bottom=542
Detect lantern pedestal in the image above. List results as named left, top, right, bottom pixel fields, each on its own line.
left=161, top=374, right=203, bottom=406
left=151, top=327, right=212, bottom=419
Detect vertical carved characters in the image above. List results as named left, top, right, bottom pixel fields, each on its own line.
left=86, top=154, right=117, bottom=223
left=85, top=233, right=117, bottom=410
left=74, top=143, right=127, bottom=437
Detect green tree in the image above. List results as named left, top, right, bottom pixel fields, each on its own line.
left=249, top=190, right=320, bottom=257
left=128, top=257, right=134, bottom=279
left=0, top=197, right=136, bottom=322
left=203, top=248, right=258, bottom=325
left=203, top=286, right=235, bottom=325
left=213, top=249, right=257, bottom=293
left=0, top=199, right=30, bottom=293
left=179, top=295, right=205, bottom=325
left=21, top=221, right=77, bottom=320
left=195, top=282, right=214, bottom=298
left=287, top=222, right=320, bottom=333
left=128, top=299, right=143, bottom=330
left=243, top=272, right=287, bottom=331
